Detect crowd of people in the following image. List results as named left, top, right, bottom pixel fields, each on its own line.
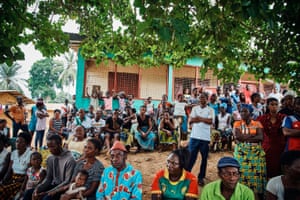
left=0, top=83, right=300, bottom=199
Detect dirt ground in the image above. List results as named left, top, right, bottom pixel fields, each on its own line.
left=98, top=149, right=232, bottom=199
left=27, top=131, right=232, bottom=198
left=23, top=109, right=232, bottom=198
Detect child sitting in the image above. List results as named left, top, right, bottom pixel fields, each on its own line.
left=20, top=152, right=46, bottom=200
left=59, top=169, right=89, bottom=200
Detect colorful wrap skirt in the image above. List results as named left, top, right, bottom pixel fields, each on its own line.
left=0, top=174, right=26, bottom=200
left=121, top=128, right=134, bottom=146
left=159, top=130, right=178, bottom=145
left=210, top=129, right=221, bottom=144
left=234, top=143, right=267, bottom=194
left=134, top=126, right=156, bottom=150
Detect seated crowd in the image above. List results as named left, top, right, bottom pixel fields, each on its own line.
left=0, top=84, right=300, bottom=199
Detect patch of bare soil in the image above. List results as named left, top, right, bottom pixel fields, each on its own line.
left=98, top=149, right=232, bottom=199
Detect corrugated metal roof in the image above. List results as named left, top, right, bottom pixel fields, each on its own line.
left=67, top=32, right=85, bottom=42
left=0, top=90, right=35, bottom=104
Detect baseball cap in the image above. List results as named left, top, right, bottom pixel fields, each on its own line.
left=217, top=157, right=240, bottom=169
left=110, top=141, right=127, bottom=152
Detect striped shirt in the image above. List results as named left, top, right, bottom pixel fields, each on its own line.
left=48, top=118, right=63, bottom=134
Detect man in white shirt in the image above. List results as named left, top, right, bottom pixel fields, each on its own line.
left=91, top=110, right=106, bottom=138
left=73, top=108, right=92, bottom=133
left=187, top=93, right=213, bottom=186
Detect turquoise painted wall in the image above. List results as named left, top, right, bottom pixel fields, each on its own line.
left=75, top=51, right=163, bottom=111
left=75, top=49, right=90, bottom=109
left=131, top=99, right=160, bottom=113
left=186, top=57, right=203, bottom=66
left=168, top=65, right=173, bottom=102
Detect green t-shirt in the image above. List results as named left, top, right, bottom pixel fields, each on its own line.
left=199, top=180, right=255, bottom=200
left=151, top=169, right=199, bottom=200
left=112, top=98, right=119, bottom=110
left=99, top=99, right=105, bottom=107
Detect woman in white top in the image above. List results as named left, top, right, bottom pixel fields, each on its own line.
left=145, top=97, right=154, bottom=116
left=217, top=103, right=232, bottom=151
left=86, top=86, right=102, bottom=112
left=266, top=150, right=300, bottom=200
left=35, top=101, right=48, bottom=150
left=0, top=132, right=32, bottom=199
left=173, top=94, right=188, bottom=139
left=65, top=126, right=88, bottom=160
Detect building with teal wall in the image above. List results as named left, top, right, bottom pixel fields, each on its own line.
left=74, top=50, right=207, bottom=111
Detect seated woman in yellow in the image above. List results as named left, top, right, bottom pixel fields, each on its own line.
left=64, top=126, right=87, bottom=160
left=159, top=111, right=177, bottom=151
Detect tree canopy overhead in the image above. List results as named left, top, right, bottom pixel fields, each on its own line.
left=2, top=0, right=300, bottom=90
left=0, top=0, right=69, bottom=66
left=0, top=62, right=26, bottom=93
left=28, top=58, right=63, bottom=100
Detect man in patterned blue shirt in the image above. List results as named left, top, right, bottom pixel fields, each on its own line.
left=96, top=141, right=142, bottom=200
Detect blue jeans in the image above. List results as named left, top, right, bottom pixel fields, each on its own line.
left=23, top=188, right=34, bottom=200
left=42, top=193, right=62, bottom=200
left=188, top=138, right=210, bottom=180
left=12, top=121, right=28, bottom=137
left=35, top=130, right=45, bottom=148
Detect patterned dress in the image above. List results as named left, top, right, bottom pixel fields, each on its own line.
left=233, top=120, right=267, bottom=194
left=25, top=167, right=46, bottom=190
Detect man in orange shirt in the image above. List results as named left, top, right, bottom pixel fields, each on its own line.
left=4, top=96, right=28, bottom=137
